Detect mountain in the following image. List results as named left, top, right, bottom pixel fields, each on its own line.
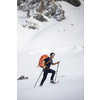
left=17, top=0, right=84, bottom=100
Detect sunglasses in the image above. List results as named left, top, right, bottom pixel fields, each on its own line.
left=51, top=55, right=55, bottom=56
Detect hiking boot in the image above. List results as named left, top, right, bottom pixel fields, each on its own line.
left=39, top=84, right=43, bottom=87
left=50, top=80, right=55, bottom=83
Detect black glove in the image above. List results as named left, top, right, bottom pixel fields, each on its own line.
left=57, top=61, right=60, bottom=64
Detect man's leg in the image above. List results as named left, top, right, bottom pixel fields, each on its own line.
left=40, top=71, right=48, bottom=86
left=46, top=68, right=55, bottom=81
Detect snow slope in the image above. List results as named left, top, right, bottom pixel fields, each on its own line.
left=17, top=0, right=84, bottom=100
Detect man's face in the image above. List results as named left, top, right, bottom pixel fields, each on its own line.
left=50, top=54, right=55, bottom=59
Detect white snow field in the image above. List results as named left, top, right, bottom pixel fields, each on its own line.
left=17, top=0, right=84, bottom=100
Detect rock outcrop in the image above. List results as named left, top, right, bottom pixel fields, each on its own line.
left=33, top=14, right=48, bottom=22
left=54, top=0, right=81, bottom=7
left=66, top=0, right=81, bottom=6
left=22, top=20, right=39, bottom=30
left=17, top=0, right=65, bottom=21
left=17, top=75, right=29, bottom=80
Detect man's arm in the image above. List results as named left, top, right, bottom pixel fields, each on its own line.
left=52, top=61, right=60, bottom=65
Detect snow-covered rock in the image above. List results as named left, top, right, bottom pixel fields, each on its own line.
left=54, top=0, right=81, bottom=7
left=17, top=0, right=65, bottom=21
left=33, top=13, right=48, bottom=22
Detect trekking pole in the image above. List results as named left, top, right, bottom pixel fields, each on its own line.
left=55, top=63, right=59, bottom=81
left=33, top=70, right=43, bottom=88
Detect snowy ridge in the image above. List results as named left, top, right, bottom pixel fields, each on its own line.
left=17, top=0, right=84, bottom=53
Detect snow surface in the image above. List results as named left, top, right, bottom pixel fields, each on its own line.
left=17, top=0, right=84, bottom=100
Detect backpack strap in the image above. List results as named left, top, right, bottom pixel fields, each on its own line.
left=44, top=58, right=51, bottom=68
left=45, top=59, right=51, bottom=64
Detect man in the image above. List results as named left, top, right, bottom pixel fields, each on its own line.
left=40, top=52, right=60, bottom=86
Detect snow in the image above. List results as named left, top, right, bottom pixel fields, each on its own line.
left=18, top=78, right=84, bottom=100
left=17, top=0, right=84, bottom=100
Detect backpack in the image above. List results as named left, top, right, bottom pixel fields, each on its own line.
left=38, top=54, right=50, bottom=67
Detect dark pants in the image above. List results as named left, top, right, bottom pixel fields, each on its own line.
left=40, top=68, right=55, bottom=86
